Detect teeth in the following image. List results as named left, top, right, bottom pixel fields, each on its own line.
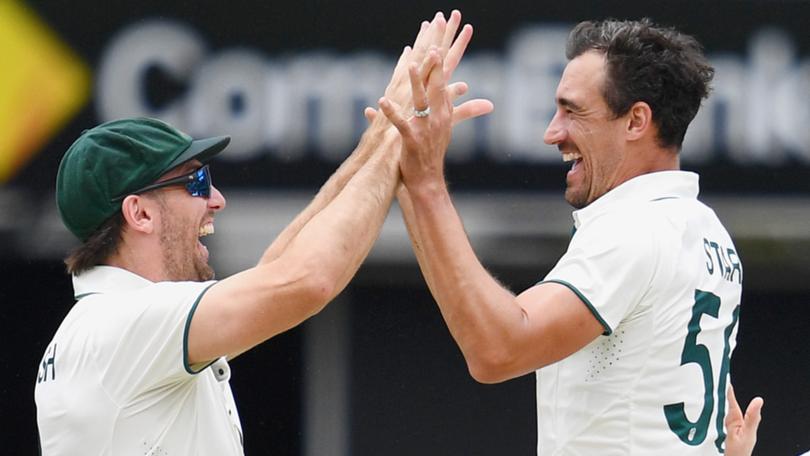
left=562, top=153, right=582, bottom=162
left=199, top=223, right=214, bottom=237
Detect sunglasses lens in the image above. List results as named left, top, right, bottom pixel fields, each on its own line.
left=186, top=166, right=211, bottom=198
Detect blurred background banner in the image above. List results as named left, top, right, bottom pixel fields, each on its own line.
left=0, top=0, right=89, bottom=184
left=2, top=1, right=809, bottom=455
left=4, top=0, right=810, bottom=191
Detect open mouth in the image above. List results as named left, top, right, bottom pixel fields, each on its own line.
left=198, top=223, right=214, bottom=259
left=199, top=223, right=214, bottom=237
left=562, top=152, right=583, bottom=172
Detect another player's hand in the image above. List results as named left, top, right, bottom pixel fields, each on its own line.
left=372, top=10, right=492, bottom=129
left=378, top=47, right=453, bottom=189
left=724, top=385, right=764, bottom=456
left=365, top=81, right=489, bottom=127
left=382, top=11, right=452, bottom=111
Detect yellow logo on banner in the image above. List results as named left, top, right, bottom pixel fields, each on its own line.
left=0, top=0, right=89, bottom=183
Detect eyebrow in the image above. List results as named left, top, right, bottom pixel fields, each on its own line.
left=557, top=96, right=583, bottom=112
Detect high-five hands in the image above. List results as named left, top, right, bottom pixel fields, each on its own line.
left=377, top=10, right=494, bottom=189
left=369, top=10, right=494, bottom=133
left=379, top=47, right=453, bottom=189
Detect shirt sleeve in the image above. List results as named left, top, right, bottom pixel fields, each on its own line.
left=98, top=280, right=217, bottom=402
left=541, top=213, right=657, bottom=335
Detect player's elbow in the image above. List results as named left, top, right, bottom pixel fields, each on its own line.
left=469, top=366, right=504, bottom=384
left=300, top=272, right=338, bottom=314
left=291, top=260, right=340, bottom=316
left=466, top=349, right=518, bottom=384
left=468, top=360, right=513, bottom=384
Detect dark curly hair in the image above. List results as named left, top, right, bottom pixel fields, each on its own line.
left=566, top=18, right=714, bottom=149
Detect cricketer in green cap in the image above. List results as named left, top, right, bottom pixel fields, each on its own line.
left=35, top=14, right=506, bottom=455
left=56, top=117, right=230, bottom=241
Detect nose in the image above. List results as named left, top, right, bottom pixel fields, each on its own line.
left=543, top=111, right=566, bottom=145
left=208, top=185, right=227, bottom=212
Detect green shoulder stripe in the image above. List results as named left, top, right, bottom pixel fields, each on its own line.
left=537, top=279, right=612, bottom=336
left=74, top=292, right=98, bottom=300
left=183, top=282, right=219, bottom=375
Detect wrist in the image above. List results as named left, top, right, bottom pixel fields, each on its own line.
left=406, top=176, right=449, bottom=202
left=358, top=119, right=398, bottom=150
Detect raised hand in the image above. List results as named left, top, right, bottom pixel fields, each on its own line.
left=378, top=12, right=447, bottom=119
left=370, top=10, right=492, bottom=128
left=724, top=386, right=764, bottom=456
left=379, top=47, right=457, bottom=189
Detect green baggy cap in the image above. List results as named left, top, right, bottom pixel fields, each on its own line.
left=56, top=117, right=230, bottom=241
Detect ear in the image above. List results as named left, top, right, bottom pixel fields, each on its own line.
left=626, top=101, right=652, bottom=142
left=120, top=195, right=159, bottom=235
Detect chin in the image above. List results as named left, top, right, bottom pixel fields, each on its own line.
left=565, top=189, right=588, bottom=209
left=195, top=262, right=215, bottom=281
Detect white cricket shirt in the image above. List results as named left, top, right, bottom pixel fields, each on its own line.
left=538, top=171, right=743, bottom=455
left=35, top=266, right=244, bottom=455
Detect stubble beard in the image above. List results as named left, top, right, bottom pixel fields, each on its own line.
left=159, top=206, right=215, bottom=281
left=565, top=182, right=589, bottom=210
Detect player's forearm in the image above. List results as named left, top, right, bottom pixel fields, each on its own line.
left=259, top=120, right=388, bottom=264
left=397, top=185, right=441, bottom=296
left=405, top=182, right=527, bottom=379
left=278, top=127, right=401, bottom=301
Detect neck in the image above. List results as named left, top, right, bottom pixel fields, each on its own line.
left=105, top=236, right=168, bottom=282
left=614, top=142, right=680, bottom=188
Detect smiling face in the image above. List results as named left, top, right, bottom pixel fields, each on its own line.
left=544, top=51, right=630, bottom=209
left=151, top=160, right=226, bottom=281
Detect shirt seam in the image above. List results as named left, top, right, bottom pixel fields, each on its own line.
left=537, top=279, right=613, bottom=335
left=183, top=282, right=219, bottom=375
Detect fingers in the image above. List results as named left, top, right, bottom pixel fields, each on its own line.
left=447, top=82, right=468, bottom=102
left=411, top=21, right=430, bottom=53
left=726, top=386, right=764, bottom=438
left=375, top=84, right=491, bottom=128
left=441, top=10, right=462, bottom=53
left=726, top=385, right=743, bottom=424
left=744, top=397, right=764, bottom=434
left=425, top=50, right=448, bottom=113
left=407, top=46, right=444, bottom=116
left=387, top=45, right=413, bottom=88
left=429, top=12, right=448, bottom=49
left=394, top=46, right=412, bottom=73
left=412, top=12, right=446, bottom=63
left=375, top=95, right=493, bottom=127
left=378, top=97, right=409, bottom=134
left=417, top=45, right=439, bottom=82
left=409, top=61, right=429, bottom=111
left=445, top=24, right=472, bottom=80
left=382, top=11, right=492, bottom=134
left=420, top=11, right=470, bottom=82
left=364, top=107, right=377, bottom=124
left=388, top=10, right=471, bottom=106
left=395, top=21, right=430, bottom=91
left=452, top=98, right=494, bottom=125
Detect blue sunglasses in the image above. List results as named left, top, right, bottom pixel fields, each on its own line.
left=112, top=165, right=212, bottom=201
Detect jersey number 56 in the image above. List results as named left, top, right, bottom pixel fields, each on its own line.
left=664, top=289, right=740, bottom=453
